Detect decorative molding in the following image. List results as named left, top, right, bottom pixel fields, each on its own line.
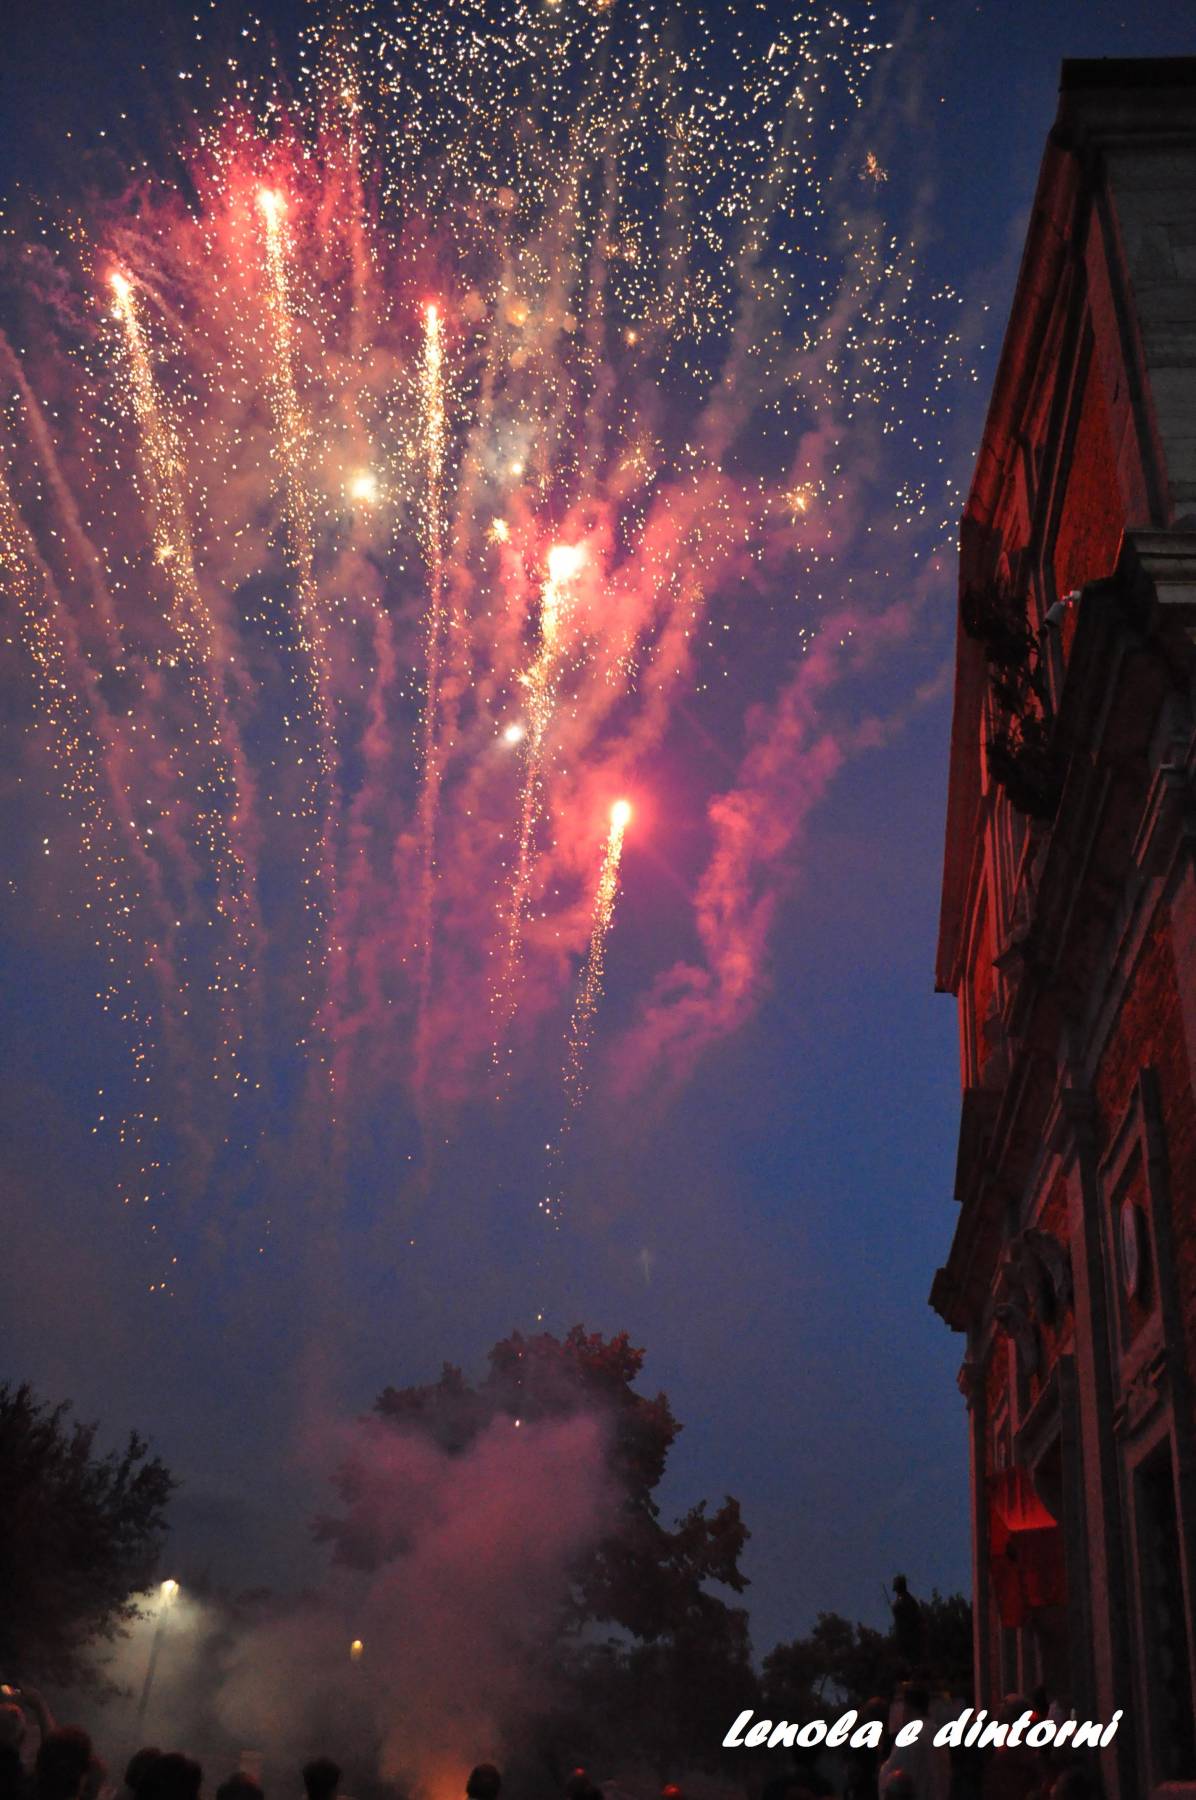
left=1113, top=1343, right=1168, bottom=1438
left=1122, top=527, right=1196, bottom=622
left=995, top=1292, right=1040, bottom=1380
left=1022, top=1225, right=1075, bottom=1319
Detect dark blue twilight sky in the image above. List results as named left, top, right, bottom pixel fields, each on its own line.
left=0, top=0, right=1193, bottom=1667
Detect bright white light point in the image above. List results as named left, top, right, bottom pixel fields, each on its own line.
left=547, top=543, right=585, bottom=583
left=348, top=472, right=378, bottom=504
left=611, top=799, right=632, bottom=830
left=503, top=722, right=525, bottom=745
left=109, top=271, right=131, bottom=300
left=160, top=1578, right=179, bottom=1601
left=257, top=188, right=284, bottom=222
left=510, top=460, right=524, bottom=476
left=425, top=302, right=439, bottom=324
left=489, top=517, right=510, bottom=542
left=349, top=1638, right=364, bottom=1660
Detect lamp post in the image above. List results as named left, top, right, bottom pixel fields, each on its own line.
left=135, top=1580, right=179, bottom=1735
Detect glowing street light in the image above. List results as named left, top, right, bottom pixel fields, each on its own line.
left=136, top=1579, right=181, bottom=1729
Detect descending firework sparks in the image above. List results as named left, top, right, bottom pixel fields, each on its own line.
left=564, top=799, right=631, bottom=1113
left=109, top=273, right=213, bottom=664
left=257, top=190, right=309, bottom=575
left=412, top=300, right=449, bottom=1093
left=255, top=180, right=337, bottom=1070
left=542, top=796, right=630, bottom=1223
left=416, top=302, right=448, bottom=947
left=418, top=302, right=447, bottom=750
left=0, top=465, right=170, bottom=1247
left=108, top=271, right=257, bottom=1090
left=257, top=185, right=322, bottom=691
left=419, top=304, right=446, bottom=619
left=494, top=543, right=585, bottom=1056
left=0, top=0, right=975, bottom=1272
left=256, top=183, right=336, bottom=781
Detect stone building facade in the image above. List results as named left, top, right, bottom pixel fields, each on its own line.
left=930, top=59, right=1196, bottom=1799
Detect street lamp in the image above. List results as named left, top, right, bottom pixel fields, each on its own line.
left=135, top=1579, right=179, bottom=1733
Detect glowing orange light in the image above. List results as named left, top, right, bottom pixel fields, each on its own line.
left=348, top=472, right=378, bottom=504
left=257, top=188, right=285, bottom=223
left=610, top=798, right=632, bottom=830
left=547, top=543, right=585, bottom=584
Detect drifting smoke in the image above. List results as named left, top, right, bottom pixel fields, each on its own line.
left=81, top=1415, right=611, bottom=1797
left=616, top=602, right=920, bottom=1101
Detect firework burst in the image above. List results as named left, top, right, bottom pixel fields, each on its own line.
left=0, top=0, right=972, bottom=1274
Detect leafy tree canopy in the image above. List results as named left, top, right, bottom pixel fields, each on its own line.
left=318, top=1326, right=749, bottom=1644
left=763, top=1588, right=974, bottom=1716
left=0, top=1381, right=176, bottom=1688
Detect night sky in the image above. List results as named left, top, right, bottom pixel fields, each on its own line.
left=1, top=0, right=1193, bottom=1676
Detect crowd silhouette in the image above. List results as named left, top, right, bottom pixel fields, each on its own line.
left=0, top=1679, right=1105, bottom=1800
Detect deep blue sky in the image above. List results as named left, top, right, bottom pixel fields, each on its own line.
left=1, top=0, right=1194, bottom=1671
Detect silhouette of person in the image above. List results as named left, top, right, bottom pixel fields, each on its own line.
left=466, top=1767, right=502, bottom=1800
left=891, top=1575, right=925, bottom=1666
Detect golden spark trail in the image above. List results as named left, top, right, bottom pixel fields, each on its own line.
left=412, top=301, right=448, bottom=1100
left=416, top=302, right=447, bottom=944
left=257, top=187, right=337, bottom=1079
left=1, top=371, right=206, bottom=1101
left=258, top=190, right=326, bottom=698
left=494, top=543, right=584, bottom=1055
left=543, top=797, right=631, bottom=1222
left=420, top=303, right=446, bottom=605
left=0, top=331, right=126, bottom=658
left=109, top=272, right=258, bottom=1095
left=109, top=275, right=213, bottom=664
left=563, top=798, right=630, bottom=1113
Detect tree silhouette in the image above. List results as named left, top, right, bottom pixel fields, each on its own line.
left=0, top=1381, right=176, bottom=1688
left=319, top=1325, right=749, bottom=1643
left=318, top=1326, right=753, bottom=1771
